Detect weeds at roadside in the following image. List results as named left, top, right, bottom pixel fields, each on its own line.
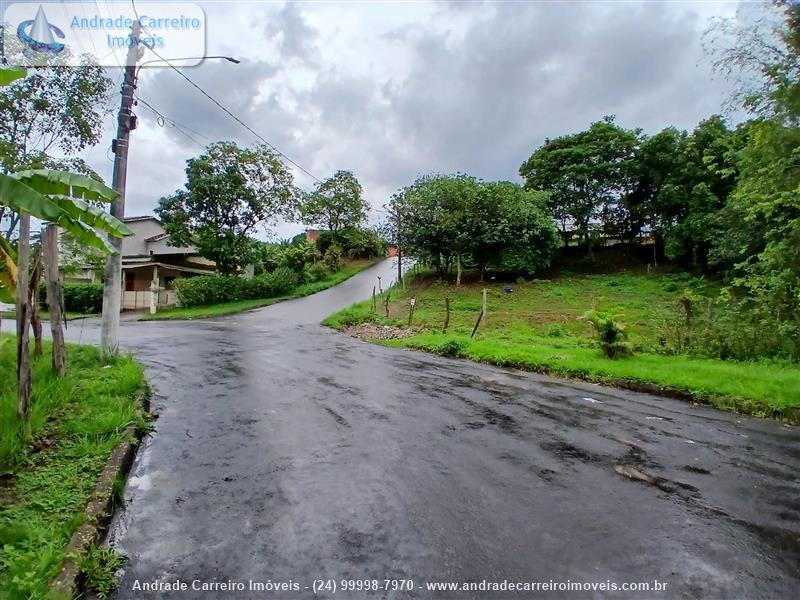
left=78, top=544, right=125, bottom=598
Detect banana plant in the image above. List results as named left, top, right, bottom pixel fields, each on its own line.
left=0, top=169, right=132, bottom=300
left=0, top=236, right=16, bottom=303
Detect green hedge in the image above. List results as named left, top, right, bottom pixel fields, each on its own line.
left=39, top=283, right=104, bottom=314
left=175, top=267, right=301, bottom=308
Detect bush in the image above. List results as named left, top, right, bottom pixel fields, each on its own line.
left=304, top=264, right=329, bottom=283
left=175, top=276, right=245, bottom=307
left=176, top=268, right=302, bottom=308
left=583, top=310, right=632, bottom=359
left=59, top=283, right=103, bottom=313
left=659, top=296, right=800, bottom=362
left=432, top=339, right=468, bottom=358
left=242, top=267, right=300, bottom=299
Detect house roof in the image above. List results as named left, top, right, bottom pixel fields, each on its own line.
left=124, top=215, right=162, bottom=224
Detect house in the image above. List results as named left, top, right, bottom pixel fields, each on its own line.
left=121, top=216, right=215, bottom=312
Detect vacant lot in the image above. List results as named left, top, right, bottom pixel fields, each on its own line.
left=325, top=271, right=800, bottom=420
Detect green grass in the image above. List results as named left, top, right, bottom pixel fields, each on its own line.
left=142, top=259, right=380, bottom=321
left=0, top=335, right=146, bottom=600
left=323, top=271, right=800, bottom=421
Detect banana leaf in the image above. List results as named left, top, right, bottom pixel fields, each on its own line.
left=49, top=196, right=133, bottom=237
left=11, top=170, right=119, bottom=202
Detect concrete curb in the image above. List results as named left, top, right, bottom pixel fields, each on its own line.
left=49, top=386, right=150, bottom=599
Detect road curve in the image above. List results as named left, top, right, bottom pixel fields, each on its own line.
left=43, top=259, right=800, bottom=598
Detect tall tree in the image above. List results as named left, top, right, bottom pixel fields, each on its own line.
left=157, top=142, right=296, bottom=275
left=709, top=0, right=800, bottom=355
left=519, top=116, right=640, bottom=258
left=300, top=170, right=367, bottom=242
left=0, top=59, right=113, bottom=236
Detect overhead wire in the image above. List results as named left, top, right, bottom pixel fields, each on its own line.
left=130, top=0, right=323, bottom=184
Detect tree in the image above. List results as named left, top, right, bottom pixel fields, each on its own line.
left=300, top=170, right=367, bottom=242
left=707, top=0, right=800, bottom=357
left=519, top=116, right=640, bottom=258
left=391, top=174, right=558, bottom=279
left=156, top=142, right=296, bottom=275
left=0, top=59, right=113, bottom=236
left=632, top=117, right=746, bottom=270
left=391, top=174, right=477, bottom=278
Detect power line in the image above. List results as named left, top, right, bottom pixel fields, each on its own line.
left=130, top=0, right=322, bottom=184
left=135, top=96, right=208, bottom=150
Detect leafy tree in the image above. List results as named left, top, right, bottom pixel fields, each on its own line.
left=519, top=116, right=640, bottom=257
left=391, top=174, right=558, bottom=278
left=300, top=170, right=367, bottom=242
left=391, top=174, right=477, bottom=277
left=707, top=0, right=800, bottom=356
left=156, top=142, right=296, bottom=275
left=0, top=58, right=113, bottom=236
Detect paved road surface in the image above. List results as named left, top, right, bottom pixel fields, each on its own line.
left=28, top=259, right=800, bottom=598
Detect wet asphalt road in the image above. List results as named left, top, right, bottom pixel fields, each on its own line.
left=39, top=259, right=800, bottom=598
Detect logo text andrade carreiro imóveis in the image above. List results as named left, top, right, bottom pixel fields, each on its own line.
left=2, top=3, right=207, bottom=67
left=70, top=13, right=202, bottom=49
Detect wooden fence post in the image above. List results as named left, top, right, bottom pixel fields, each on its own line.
left=408, top=297, right=416, bottom=326
left=443, top=297, right=450, bottom=333
left=471, top=310, right=484, bottom=338
left=372, top=286, right=376, bottom=312
left=384, top=294, right=390, bottom=318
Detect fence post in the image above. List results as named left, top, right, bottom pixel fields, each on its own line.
left=372, top=286, right=376, bottom=312
left=471, top=309, right=484, bottom=338
left=384, top=294, right=390, bottom=318
left=408, top=297, right=416, bottom=326
left=443, top=297, right=450, bottom=333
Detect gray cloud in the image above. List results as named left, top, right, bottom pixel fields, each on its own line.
left=86, top=0, right=736, bottom=237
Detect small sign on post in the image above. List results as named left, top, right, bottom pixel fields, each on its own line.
left=408, top=297, right=416, bottom=326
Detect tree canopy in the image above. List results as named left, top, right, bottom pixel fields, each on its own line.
left=300, top=170, right=367, bottom=241
left=391, top=174, right=558, bottom=278
left=156, top=142, right=296, bottom=275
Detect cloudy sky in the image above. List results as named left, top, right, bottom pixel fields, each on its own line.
left=78, top=0, right=743, bottom=239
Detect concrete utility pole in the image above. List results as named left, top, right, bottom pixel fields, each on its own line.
left=101, top=24, right=141, bottom=358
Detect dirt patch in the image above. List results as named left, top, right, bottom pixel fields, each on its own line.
left=344, top=323, right=419, bottom=340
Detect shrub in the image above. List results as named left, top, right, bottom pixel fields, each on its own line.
left=432, top=339, right=468, bottom=358
left=175, top=275, right=244, bottom=307
left=242, top=267, right=300, bottom=299
left=304, top=264, right=329, bottom=283
left=583, top=310, right=632, bottom=358
left=55, top=283, right=104, bottom=313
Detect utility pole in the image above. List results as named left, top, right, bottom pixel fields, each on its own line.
left=101, top=24, right=141, bottom=358
left=396, top=209, right=402, bottom=287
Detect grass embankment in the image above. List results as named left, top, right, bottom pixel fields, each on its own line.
left=324, top=272, right=800, bottom=421
left=142, top=259, right=380, bottom=321
left=0, top=335, right=147, bottom=600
